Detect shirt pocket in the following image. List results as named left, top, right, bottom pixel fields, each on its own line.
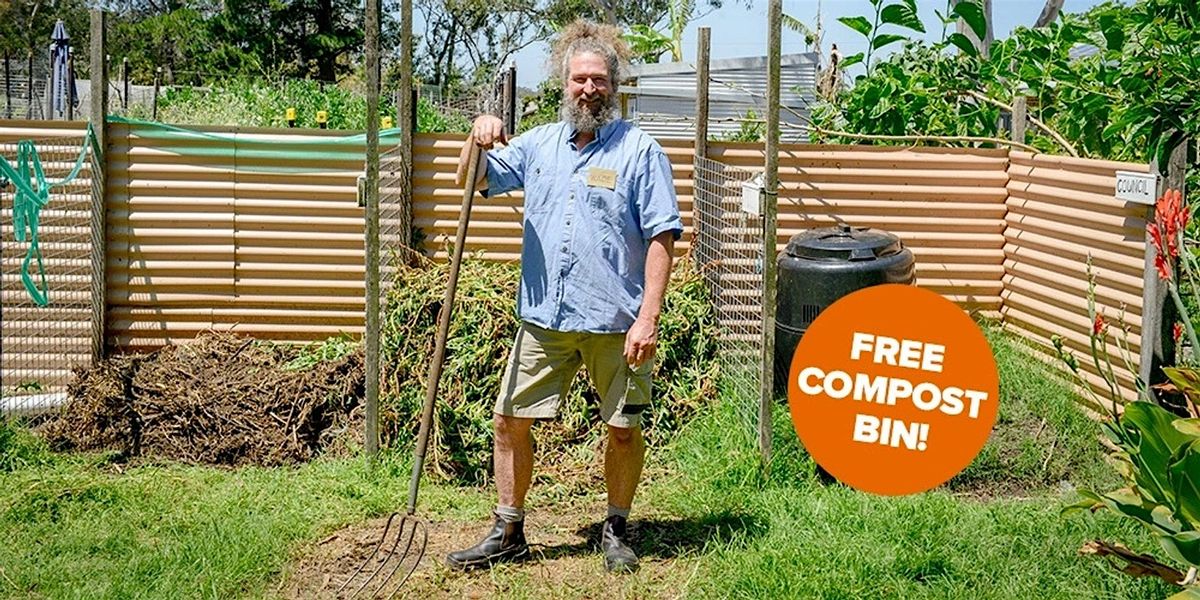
left=585, top=179, right=631, bottom=232
left=523, top=167, right=555, bottom=215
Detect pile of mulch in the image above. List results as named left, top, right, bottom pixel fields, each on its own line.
left=39, top=331, right=364, bottom=467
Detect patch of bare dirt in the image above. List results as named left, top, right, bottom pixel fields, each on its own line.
left=281, top=500, right=763, bottom=599
left=38, top=331, right=364, bottom=467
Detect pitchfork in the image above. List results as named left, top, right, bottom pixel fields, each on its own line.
left=336, top=145, right=483, bottom=599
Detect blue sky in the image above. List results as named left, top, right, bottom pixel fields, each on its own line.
left=504, top=0, right=1108, bottom=87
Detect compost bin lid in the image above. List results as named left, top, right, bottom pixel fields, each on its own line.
left=784, top=224, right=904, bottom=261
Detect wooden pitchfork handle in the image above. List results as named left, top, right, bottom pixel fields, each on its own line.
left=406, top=144, right=481, bottom=515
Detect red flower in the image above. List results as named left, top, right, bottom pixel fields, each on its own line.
left=1148, top=189, right=1188, bottom=281
left=1155, top=253, right=1173, bottom=281
left=1173, top=322, right=1184, bottom=343
left=1093, top=314, right=1108, bottom=337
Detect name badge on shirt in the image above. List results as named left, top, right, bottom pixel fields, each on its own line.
left=586, top=167, right=618, bottom=190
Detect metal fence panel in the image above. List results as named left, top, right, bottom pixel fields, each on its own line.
left=1, top=133, right=99, bottom=415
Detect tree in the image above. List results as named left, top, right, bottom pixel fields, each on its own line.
left=0, top=0, right=91, bottom=59
left=1034, top=0, right=1065, bottom=27
left=413, top=0, right=544, bottom=88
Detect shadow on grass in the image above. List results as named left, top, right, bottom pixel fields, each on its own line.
left=530, top=510, right=767, bottom=561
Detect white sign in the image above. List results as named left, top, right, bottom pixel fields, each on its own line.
left=741, top=174, right=764, bottom=216
left=1115, top=171, right=1160, bottom=205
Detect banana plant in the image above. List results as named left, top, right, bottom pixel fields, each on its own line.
left=837, top=0, right=925, bottom=76
left=624, top=24, right=673, bottom=64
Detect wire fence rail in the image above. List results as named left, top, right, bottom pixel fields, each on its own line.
left=0, top=133, right=101, bottom=416
left=1, top=55, right=52, bottom=120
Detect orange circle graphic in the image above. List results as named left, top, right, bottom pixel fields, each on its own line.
left=786, top=284, right=999, bottom=496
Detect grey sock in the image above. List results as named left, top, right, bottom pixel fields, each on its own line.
left=607, top=505, right=631, bottom=520
left=495, top=504, right=525, bottom=523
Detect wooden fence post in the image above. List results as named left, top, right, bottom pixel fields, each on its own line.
left=761, top=0, right=782, bottom=466
left=26, top=51, right=34, bottom=119
left=122, top=57, right=129, bottom=110
left=151, top=66, right=160, bottom=120
left=3, top=53, right=10, bottom=119
left=398, top=0, right=415, bottom=252
left=693, top=27, right=711, bottom=277
left=1140, top=137, right=1189, bottom=402
left=364, top=0, right=382, bottom=459
left=1011, top=95, right=1027, bottom=145
left=89, top=9, right=108, bottom=365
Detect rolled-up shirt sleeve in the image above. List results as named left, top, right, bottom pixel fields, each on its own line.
left=636, top=148, right=684, bottom=241
left=481, top=135, right=528, bottom=198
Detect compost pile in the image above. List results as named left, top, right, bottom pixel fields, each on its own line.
left=40, top=331, right=364, bottom=466
left=380, top=255, right=719, bottom=484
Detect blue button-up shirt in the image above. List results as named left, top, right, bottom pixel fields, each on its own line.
left=483, top=119, right=683, bottom=333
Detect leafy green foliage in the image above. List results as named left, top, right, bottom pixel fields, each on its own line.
left=108, top=0, right=365, bottom=85
left=282, top=334, right=359, bottom=372
left=836, top=0, right=926, bottom=73
left=139, top=78, right=469, bottom=132
left=813, top=44, right=1002, bottom=141
left=1058, top=242, right=1200, bottom=582
left=821, top=0, right=1198, bottom=174
left=0, top=418, right=51, bottom=473
left=517, top=77, right=565, bottom=134
left=1067, top=402, right=1200, bottom=571
left=719, top=109, right=766, bottom=143
left=625, top=24, right=674, bottom=64
left=378, top=256, right=718, bottom=484
left=951, top=0, right=988, bottom=43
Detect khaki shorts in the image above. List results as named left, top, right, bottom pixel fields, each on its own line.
left=495, top=321, right=653, bottom=429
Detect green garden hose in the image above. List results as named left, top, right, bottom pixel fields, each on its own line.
left=0, top=122, right=94, bottom=307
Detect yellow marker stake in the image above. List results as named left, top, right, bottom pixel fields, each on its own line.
left=317, top=110, right=328, bottom=129
left=382, top=116, right=394, bottom=129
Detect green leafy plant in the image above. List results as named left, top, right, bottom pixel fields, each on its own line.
left=940, top=0, right=989, bottom=58
left=720, top=109, right=766, bottom=143
left=282, top=334, right=359, bottom=372
left=1064, top=399, right=1200, bottom=592
left=624, top=24, right=674, bottom=64
left=137, top=77, right=470, bottom=133
left=821, top=0, right=1198, bottom=173
left=1059, top=190, right=1200, bottom=594
left=837, top=0, right=926, bottom=74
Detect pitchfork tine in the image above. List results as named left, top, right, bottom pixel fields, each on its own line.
left=377, top=517, right=427, bottom=600
left=335, top=511, right=399, bottom=598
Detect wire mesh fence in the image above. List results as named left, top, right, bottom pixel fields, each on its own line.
left=379, top=143, right=412, bottom=295
left=419, top=66, right=512, bottom=125
left=1, top=54, right=51, bottom=120
left=692, top=155, right=765, bottom=409
left=0, top=134, right=101, bottom=416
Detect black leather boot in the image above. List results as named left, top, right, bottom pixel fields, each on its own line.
left=601, top=515, right=639, bottom=573
left=445, top=514, right=530, bottom=570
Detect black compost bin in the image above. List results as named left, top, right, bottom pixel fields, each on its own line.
left=774, top=224, right=916, bottom=396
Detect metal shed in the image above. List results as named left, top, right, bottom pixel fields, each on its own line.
left=621, top=53, right=820, bottom=143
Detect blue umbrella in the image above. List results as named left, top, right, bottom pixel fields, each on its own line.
left=50, top=20, right=76, bottom=118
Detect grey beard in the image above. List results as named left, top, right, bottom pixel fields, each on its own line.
left=560, top=93, right=618, bottom=133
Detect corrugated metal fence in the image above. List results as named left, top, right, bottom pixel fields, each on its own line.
left=1003, top=152, right=1151, bottom=401
left=0, top=121, right=1153, bottom=405
left=106, top=120, right=373, bottom=348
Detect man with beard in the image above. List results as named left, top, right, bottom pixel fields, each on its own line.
left=446, top=19, right=683, bottom=574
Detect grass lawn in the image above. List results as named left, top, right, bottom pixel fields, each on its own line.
left=0, top=326, right=1178, bottom=599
